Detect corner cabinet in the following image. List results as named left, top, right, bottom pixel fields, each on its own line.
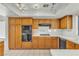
left=60, top=15, right=72, bottom=29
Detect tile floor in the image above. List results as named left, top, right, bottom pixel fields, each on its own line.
left=4, top=49, right=51, bottom=56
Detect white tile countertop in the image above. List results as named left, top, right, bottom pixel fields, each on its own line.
left=50, top=49, right=79, bottom=56
left=59, top=35, right=78, bottom=44
left=33, top=34, right=79, bottom=44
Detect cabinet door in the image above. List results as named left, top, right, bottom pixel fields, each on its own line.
left=60, top=16, right=67, bottom=29
left=45, top=37, right=51, bottom=48
left=32, top=19, right=38, bottom=29
left=0, top=42, right=4, bottom=56
left=66, top=40, right=75, bottom=49
left=15, top=17, right=21, bottom=25
left=51, top=19, right=59, bottom=29
left=67, top=16, right=72, bottom=29
left=38, top=37, right=45, bottom=48
left=32, top=36, right=39, bottom=48
left=75, top=44, right=79, bottom=49
left=39, top=19, right=51, bottom=24
left=22, top=42, right=32, bottom=48
left=9, top=17, right=16, bottom=25
left=9, top=25, right=16, bottom=49
left=15, top=25, right=22, bottom=49
left=21, top=18, right=32, bottom=25
left=51, top=37, right=59, bottom=49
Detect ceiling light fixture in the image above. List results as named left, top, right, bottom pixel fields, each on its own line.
left=43, top=4, right=49, bottom=7
left=16, top=3, right=28, bottom=12
left=33, top=4, right=40, bottom=9
left=42, top=3, right=56, bottom=8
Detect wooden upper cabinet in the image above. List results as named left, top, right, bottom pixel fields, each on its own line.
left=60, top=16, right=67, bottom=29
left=15, top=17, right=21, bottom=25
left=32, top=19, right=38, bottom=29
left=60, top=15, right=72, bottom=29
left=38, top=19, right=51, bottom=24
left=51, top=19, right=59, bottom=29
left=9, top=17, right=21, bottom=25
left=67, top=15, right=72, bottom=29
left=8, top=17, right=16, bottom=25
left=21, top=17, right=32, bottom=25
left=66, top=40, right=75, bottom=49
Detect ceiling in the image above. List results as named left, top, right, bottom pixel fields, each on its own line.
left=1, top=3, right=79, bottom=18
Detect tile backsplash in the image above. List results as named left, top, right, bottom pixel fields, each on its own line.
left=32, top=29, right=63, bottom=36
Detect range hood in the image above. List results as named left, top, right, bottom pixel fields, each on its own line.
left=38, top=23, right=51, bottom=35
left=39, top=23, right=51, bottom=26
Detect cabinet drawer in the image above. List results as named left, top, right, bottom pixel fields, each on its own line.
left=22, top=42, right=32, bottom=48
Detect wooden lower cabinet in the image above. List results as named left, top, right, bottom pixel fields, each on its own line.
left=32, top=37, right=39, bottom=48
left=66, top=40, right=75, bottom=49
left=45, top=37, right=51, bottom=48
left=75, top=44, right=79, bottom=49
left=38, top=37, right=45, bottom=48
left=22, top=42, right=32, bottom=48
left=51, top=37, right=59, bottom=49
left=0, top=41, right=4, bottom=56
left=32, top=36, right=59, bottom=49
